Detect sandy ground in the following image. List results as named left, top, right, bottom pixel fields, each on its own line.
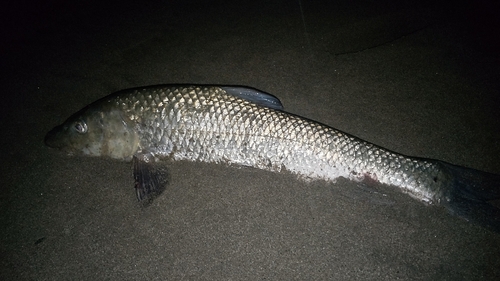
left=1, top=0, right=500, bottom=279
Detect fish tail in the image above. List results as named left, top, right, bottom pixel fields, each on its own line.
left=439, top=162, right=500, bottom=232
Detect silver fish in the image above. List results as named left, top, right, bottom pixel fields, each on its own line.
left=45, top=85, right=500, bottom=231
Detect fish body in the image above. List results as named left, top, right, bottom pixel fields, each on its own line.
left=45, top=85, right=500, bottom=231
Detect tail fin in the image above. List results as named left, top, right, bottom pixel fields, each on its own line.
left=439, top=162, right=500, bottom=233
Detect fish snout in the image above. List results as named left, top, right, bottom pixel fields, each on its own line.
left=44, top=125, right=66, bottom=149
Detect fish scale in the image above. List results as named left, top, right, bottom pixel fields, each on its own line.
left=113, top=86, right=445, bottom=204
left=45, top=84, right=500, bottom=232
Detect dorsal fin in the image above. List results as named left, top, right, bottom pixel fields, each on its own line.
left=221, top=86, right=284, bottom=110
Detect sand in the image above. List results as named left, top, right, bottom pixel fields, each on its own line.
left=1, top=0, right=499, bottom=279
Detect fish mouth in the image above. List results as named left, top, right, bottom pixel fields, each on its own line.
left=44, top=125, right=66, bottom=149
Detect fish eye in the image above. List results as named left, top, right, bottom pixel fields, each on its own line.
left=74, top=121, right=88, bottom=134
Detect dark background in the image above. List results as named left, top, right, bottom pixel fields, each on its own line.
left=1, top=0, right=500, bottom=279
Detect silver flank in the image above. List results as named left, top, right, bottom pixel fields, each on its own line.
left=110, top=85, right=445, bottom=204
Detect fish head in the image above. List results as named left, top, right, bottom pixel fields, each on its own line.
left=45, top=103, right=139, bottom=160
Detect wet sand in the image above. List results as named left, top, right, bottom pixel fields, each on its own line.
left=1, top=0, right=500, bottom=279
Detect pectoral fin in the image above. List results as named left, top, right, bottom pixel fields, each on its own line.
left=133, top=153, right=168, bottom=203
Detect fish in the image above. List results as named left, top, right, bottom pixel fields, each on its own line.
left=45, top=85, right=500, bottom=232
